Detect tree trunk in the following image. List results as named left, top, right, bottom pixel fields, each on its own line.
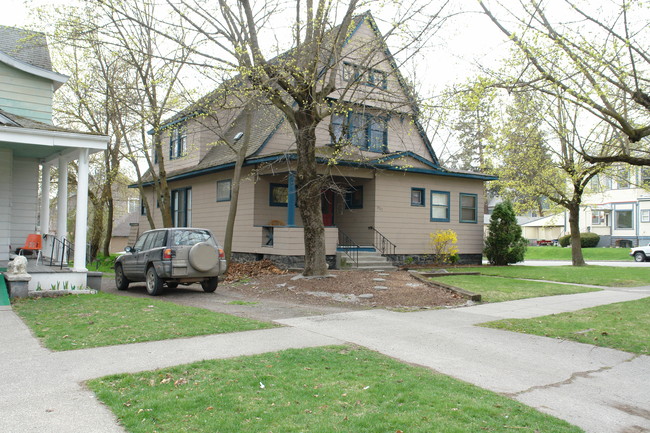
left=224, top=143, right=248, bottom=265
left=568, top=203, right=586, bottom=266
left=295, top=113, right=328, bottom=276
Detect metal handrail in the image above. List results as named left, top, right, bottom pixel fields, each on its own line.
left=367, top=226, right=396, bottom=256
left=46, top=235, right=73, bottom=269
left=337, top=229, right=359, bottom=267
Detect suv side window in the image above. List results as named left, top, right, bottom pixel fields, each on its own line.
left=149, top=231, right=167, bottom=249
left=133, top=233, right=149, bottom=252
left=142, top=232, right=157, bottom=251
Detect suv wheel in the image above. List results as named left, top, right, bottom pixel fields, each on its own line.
left=634, top=252, right=646, bottom=262
left=115, top=264, right=130, bottom=290
left=146, top=266, right=164, bottom=296
left=201, top=277, right=218, bottom=293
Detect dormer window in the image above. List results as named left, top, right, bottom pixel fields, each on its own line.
left=342, top=62, right=387, bottom=90
left=169, top=125, right=187, bottom=160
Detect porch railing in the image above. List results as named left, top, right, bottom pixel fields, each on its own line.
left=45, top=235, right=73, bottom=269
left=368, top=226, right=396, bottom=256
left=337, top=229, right=359, bottom=267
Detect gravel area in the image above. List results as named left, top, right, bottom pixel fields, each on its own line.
left=223, top=269, right=466, bottom=311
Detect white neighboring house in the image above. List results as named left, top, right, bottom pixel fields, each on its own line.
left=0, top=26, right=107, bottom=290
left=517, top=167, right=650, bottom=248
left=580, top=168, right=650, bottom=247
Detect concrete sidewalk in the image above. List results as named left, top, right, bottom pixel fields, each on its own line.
left=1, top=288, right=649, bottom=433
left=279, top=288, right=650, bottom=433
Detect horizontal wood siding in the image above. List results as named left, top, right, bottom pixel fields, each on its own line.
left=374, top=172, right=486, bottom=254
left=10, top=157, right=39, bottom=248
left=0, top=63, right=53, bottom=124
left=0, top=149, right=12, bottom=259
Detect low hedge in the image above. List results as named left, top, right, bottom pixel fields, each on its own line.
left=558, top=232, right=600, bottom=248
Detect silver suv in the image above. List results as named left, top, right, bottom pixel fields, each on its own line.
left=115, top=228, right=227, bottom=296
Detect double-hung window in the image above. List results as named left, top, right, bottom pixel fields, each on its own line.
left=430, top=191, right=450, bottom=222
left=171, top=187, right=192, bottom=227
left=459, top=193, right=478, bottom=223
left=169, top=125, right=187, bottom=159
left=216, top=179, right=232, bottom=202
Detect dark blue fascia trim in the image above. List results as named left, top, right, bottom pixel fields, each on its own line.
left=129, top=152, right=495, bottom=189
left=369, top=151, right=439, bottom=170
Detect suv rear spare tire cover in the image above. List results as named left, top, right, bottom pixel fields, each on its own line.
left=189, top=242, right=219, bottom=271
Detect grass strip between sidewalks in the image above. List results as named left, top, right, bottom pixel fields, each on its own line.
left=481, top=297, right=650, bottom=355
left=461, top=265, right=650, bottom=287
left=13, top=292, right=275, bottom=351
left=87, top=346, right=583, bottom=433
left=434, top=275, right=599, bottom=303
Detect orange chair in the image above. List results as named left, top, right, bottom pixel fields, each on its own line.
left=17, top=234, right=43, bottom=264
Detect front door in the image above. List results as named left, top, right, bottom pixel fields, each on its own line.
left=322, top=190, right=335, bottom=226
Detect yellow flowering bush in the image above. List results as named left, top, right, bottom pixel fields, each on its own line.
left=429, top=229, right=459, bottom=265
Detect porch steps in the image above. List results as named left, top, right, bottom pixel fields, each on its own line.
left=340, top=248, right=397, bottom=271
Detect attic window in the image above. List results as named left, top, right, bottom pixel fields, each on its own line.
left=342, top=62, right=387, bottom=90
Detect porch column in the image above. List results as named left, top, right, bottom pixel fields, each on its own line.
left=287, top=171, right=296, bottom=227
left=40, top=163, right=51, bottom=235
left=73, top=148, right=89, bottom=271
left=56, top=158, right=68, bottom=243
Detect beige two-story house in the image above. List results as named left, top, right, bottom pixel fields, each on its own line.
left=135, top=13, right=495, bottom=268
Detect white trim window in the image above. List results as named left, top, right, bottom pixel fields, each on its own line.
left=641, top=209, right=650, bottom=223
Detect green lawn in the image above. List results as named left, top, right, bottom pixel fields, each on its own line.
left=87, top=346, right=583, bottom=433
left=525, top=246, right=632, bottom=261
left=436, top=275, right=599, bottom=303
left=462, top=265, right=650, bottom=287
left=482, top=297, right=650, bottom=355
left=13, top=293, right=274, bottom=351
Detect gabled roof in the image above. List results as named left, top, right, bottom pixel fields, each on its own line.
left=137, top=13, right=491, bottom=186
left=0, top=26, right=68, bottom=88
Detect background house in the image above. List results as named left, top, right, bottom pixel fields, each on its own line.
left=0, top=26, right=107, bottom=290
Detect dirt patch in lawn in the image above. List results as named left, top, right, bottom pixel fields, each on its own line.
left=222, top=261, right=466, bottom=311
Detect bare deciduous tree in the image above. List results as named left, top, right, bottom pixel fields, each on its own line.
left=479, top=0, right=650, bottom=165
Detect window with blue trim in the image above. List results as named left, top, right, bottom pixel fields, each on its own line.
left=430, top=191, right=450, bottom=222
left=169, top=125, right=187, bottom=160
left=459, top=193, right=478, bottom=223
left=345, top=186, right=363, bottom=209
left=216, top=179, right=232, bottom=202
left=342, top=62, right=387, bottom=89
left=331, top=112, right=388, bottom=153
left=270, top=184, right=289, bottom=207
left=411, top=188, right=425, bottom=206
